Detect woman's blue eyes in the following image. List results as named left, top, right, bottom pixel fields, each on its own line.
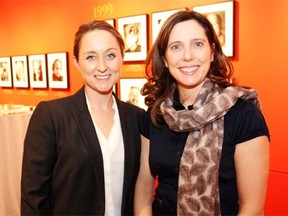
left=170, top=41, right=204, bottom=50
left=86, top=53, right=116, bottom=60
left=86, top=56, right=95, bottom=60
left=171, top=44, right=181, bottom=50
left=107, top=53, right=116, bottom=59
left=194, top=41, right=203, bottom=47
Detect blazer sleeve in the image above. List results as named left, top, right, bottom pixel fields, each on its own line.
left=21, top=101, right=57, bottom=215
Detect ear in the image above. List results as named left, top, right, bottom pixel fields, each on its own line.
left=211, top=54, right=214, bottom=62
left=72, top=56, right=80, bottom=71
left=162, top=57, right=168, bottom=68
left=211, top=43, right=215, bottom=62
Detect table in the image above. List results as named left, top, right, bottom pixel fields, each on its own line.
left=0, top=112, right=32, bottom=216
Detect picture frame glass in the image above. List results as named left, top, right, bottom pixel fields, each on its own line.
left=11, top=56, right=29, bottom=88
left=193, top=1, right=234, bottom=57
left=105, top=19, right=115, bottom=28
left=28, top=54, right=47, bottom=88
left=0, top=57, right=12, bottom=87
left=117, top=15, right=148, bottom=61
left=119, top=78, right=147, bottom=110
left=152, top=8, right=187, bottom=43
left=47, top=52, right=68, bottom=89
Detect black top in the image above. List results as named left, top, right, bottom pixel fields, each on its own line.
left=140, top=98, right=270, bottom=215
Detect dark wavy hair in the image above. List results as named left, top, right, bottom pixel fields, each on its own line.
left=73, top=20, right=125, bottom=61
left=142, top=10, right=234, bottom=126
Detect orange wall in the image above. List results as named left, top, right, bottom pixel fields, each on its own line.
left=1, top=0, right=287, bottom=214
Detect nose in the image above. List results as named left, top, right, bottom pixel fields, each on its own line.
left=97, top=57, right=107, bottom=73
left=183, top=47, right=194, bottom=61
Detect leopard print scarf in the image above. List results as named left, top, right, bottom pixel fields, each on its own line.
left=160, top=78, right=260, bottom=216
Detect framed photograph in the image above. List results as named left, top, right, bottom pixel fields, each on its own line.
left=112, top=84, right=117, bottom=94
left=193, top=1, right=234, bottom=57
left=0, top=57, right=12, bottom=87
left=117, top=14, right=148, bottom=61
left=119, top=78, right=147, bottom=110
left=105, top=19, right=115, bottom=28
left=47, top=52, right=68, bottom=89
left=152, top=8, right=188, bottom=43
left=11, top=55, right=29, bottom=88
left=28, top=54, right=47, bottom=88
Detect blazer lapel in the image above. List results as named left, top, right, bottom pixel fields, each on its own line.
left=70, top=87, right=105, bottom=192
left=115, top=96, right=136, bottom=208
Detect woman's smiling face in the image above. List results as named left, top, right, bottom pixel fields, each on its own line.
left=74, top=29, right=123, bottom=94
left=164, top=19, right=214, bottom=90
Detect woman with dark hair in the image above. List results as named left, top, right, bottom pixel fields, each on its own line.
left=135, top=11, right=269, bottom=216
left=21, top=20, right=145, bottom=215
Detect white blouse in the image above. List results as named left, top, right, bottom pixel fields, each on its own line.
left=86, top=95, right=124, bottom=216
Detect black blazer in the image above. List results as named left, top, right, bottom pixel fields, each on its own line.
left=21, top=87, right=145, bottom=215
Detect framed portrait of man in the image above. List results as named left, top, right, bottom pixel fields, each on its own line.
left=11, top=55, right=29, bottom=88
left=28, top=54, right=47, bottom=88
left=193, top=1, right=234, bottom=57
left=117, top=14, right=148, bottom=61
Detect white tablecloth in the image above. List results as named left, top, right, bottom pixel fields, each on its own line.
left=0, top=112, right=32, bottom=216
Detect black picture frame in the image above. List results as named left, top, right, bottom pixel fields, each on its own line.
left=28, top=54, right=47, bottom=88
left=0, top=57, right=12, bottom=87
left=193, top=0, right=234, bottom=57
left=117, top=14, right=148, bottom=61
left=105, top=19, right=115, bottom=28
left=47, top=52, right=68, bottom=89
left=119, top=78, right=147, bottom=109
left=151, top=8, right=188, bottom=43
left=11, top=55, right=29, bottom=88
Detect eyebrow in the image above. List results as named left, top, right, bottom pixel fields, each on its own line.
left=169, top=38, right=207, bottom=45
left=83, top=48, right=118, bottom=55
